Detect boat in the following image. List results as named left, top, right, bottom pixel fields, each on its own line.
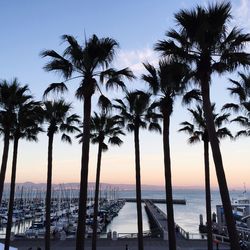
left=214, top=191, right=250, bottom=243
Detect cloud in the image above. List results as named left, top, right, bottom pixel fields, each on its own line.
left=114, top=47, right=158, bottom=76
left=233, top=0, right=250, bottom=31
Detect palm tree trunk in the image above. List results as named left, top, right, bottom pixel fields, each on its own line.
left=76, top=95, right=92, bottom=250
left=92, top=141, right=103, bottom=250
left=203, top=139, right=213, bottom=250
left=201, top=80, right=240, bottom=250
left=163, top=113, right=176, bottom=250
left=134, top=126, right=144, bottom=250
left=0, top=130, right=10, bottom=204
left=4, top=136, right=19, bottom=250
left=45, top=133, right=54, bottom=250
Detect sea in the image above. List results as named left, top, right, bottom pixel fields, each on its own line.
left=105, top=189, right=248, bottom=235
left=0, top=188, right=247, bottom=236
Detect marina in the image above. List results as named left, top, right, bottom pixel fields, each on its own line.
left=0, top=187, right=249, bottom=245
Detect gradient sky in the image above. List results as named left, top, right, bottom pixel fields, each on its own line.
left=0, top=0, right=249, bottom=189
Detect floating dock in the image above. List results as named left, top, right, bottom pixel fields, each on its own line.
left=123, top=198, right=186, bottom=204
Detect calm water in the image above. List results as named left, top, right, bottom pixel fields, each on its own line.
left=106, top=189, right=247, bottom=234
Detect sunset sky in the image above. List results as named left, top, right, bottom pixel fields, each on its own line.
left=0, top=0, right=249, bottom=189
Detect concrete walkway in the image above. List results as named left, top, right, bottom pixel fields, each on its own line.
left=2, top=238, right=230, bottom=250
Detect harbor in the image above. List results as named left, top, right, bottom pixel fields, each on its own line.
left=0, top=188, right=249, bottom=249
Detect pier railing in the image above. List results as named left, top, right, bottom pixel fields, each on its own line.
left=117, top=230, right=151, bottom=239
left=176, top=224, right=207, bottom=240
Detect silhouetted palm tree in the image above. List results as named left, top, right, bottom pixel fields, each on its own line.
left=114, top=91, right=161, bottom=250
left=43, top=100, right=80, bottom=250
left=4, top=100, right=43, bottom=250
left=41, top=34, right=134, bottom=250
left=155, top=2, right=250, bottom=248
left=179, top=104, right=232, bottom=250
left=0, top=79, right=32, bottom=204
left=142, top=59, right=189, bottom=250
left=77, top=112, right=124, bottom=250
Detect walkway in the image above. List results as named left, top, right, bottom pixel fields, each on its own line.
left=6, top=238, right=231, bottom=250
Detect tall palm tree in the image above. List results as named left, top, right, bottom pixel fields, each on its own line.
left=179, top=104, right=233, bottom=250
left=78, top=112, right=124, bottom=250
left=0, top=79, right=32, bottom=204
left=41, top=34, right=134, bottom=250
left=4, top=100, right=43, bottom=250
left=114, top=91, right=161, bottom=250
left=43, top=100, right=80, bottom=250
left=142, top=59, right=189, bottom=250
left=155, top=2, right=250, bottom=248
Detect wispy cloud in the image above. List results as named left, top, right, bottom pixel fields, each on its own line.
left=114, top=47, right=158, bottom=76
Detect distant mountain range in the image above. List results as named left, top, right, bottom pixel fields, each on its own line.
left=4, top=182, right=207, bottom=190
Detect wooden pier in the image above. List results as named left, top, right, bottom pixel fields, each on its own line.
left=123, top=198, right=186, bottom=204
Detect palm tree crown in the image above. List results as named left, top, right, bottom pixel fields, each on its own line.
left=179, top=104, right=233, bottom=143
left=11, top=100, right=43, bottom=141
left=155, top=2, right=250, bottom=79
left=114, top=90, right=162, bottom=133
left=43, top=100, right=80, bottom=141
left=89, top=112, right=124, bottom=150
left=0, top=79, right=32, bottom=134
left=41, top=34, right=134, bottom=101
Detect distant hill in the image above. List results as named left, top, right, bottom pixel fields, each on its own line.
left=3, top=182, right=208, bottom=191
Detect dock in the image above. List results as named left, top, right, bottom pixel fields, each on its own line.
left=144, top=200, right=195, bottom=240
left=144, top=199, right=169, bottom=239
left=123, top=198, right=186, bottom=204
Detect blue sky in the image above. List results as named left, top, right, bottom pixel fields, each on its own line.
left=0, top=0, right=250, bottom=189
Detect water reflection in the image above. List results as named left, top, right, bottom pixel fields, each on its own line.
left=106, top=202, right=150, bottom=233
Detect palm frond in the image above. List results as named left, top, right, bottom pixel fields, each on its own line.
left=216, top=127, right=233, bottom=139
left=41, top=50, right=73, bottom=79
left=182, top=89, right=201, bottom=105
left=148, top=122, right=162, bottom=133
left=221, top=103, right=239, bottom=112
left=61, top=133, right=72, bottom=144
left=142, top=63, right=159, bottom=95
left=235, top=130, right=249, bottom=138
left=231, top=116, right=249, bottom=127
left=108, top=136, right=123, bottom=146
left=98, top=95, right=112, bottom=112
left=188, top=134, right=201, bottom=144
left=43, top=82, right=68, bottom=98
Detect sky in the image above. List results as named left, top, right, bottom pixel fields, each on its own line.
left=0, top=0, right=250, bottom=189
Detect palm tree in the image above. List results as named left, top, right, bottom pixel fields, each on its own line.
left=142, top=59, right=189, bottom=250
left=77, top=112, right=124, bottom=250
left=179, top=104, right=233, bottom=250
left=0, top=79, right=32, bottom=204
left=41, top=34, right=134, bottom=250
left=114, top=91, right=161, bottom=250
left=4, top=100, right=43, bottom=250
left=155, top=2, right=250, bottom=248
left=43, top=100, right=80, bottom=250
